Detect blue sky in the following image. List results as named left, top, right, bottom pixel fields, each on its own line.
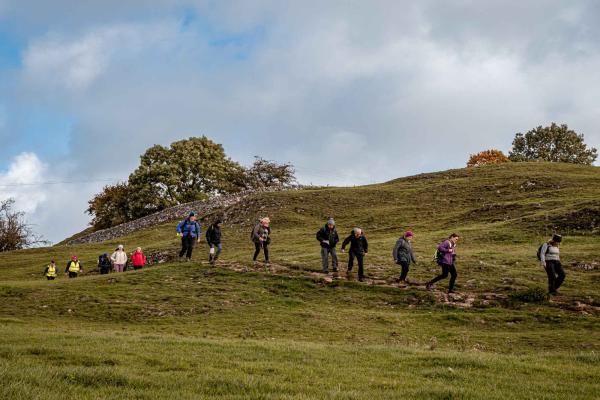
left=1, top=0, right=599, bottom=242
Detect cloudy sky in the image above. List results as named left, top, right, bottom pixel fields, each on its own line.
left=1, top=0, right=599, bottom=243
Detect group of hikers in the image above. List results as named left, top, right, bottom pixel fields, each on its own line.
left=44, top=210, right=566, bottom=295
left=173, top=212, right=566, bottom=295
left=43, top=245, right=148, bottom=280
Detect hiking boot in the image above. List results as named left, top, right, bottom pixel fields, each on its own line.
left=358, top=276, right=364, bottom=282
left=448, top=289, right=456, bottom=294
left=426, top=283, right=433, bottom=291
left=185, top=258, right=191, bottom=263
left=322, top=270, right=329, bottom=274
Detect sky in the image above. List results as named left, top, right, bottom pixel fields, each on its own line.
left=0, top=0, right=599, bottom=243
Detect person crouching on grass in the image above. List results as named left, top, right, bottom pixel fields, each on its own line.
left=341, top=228, right=368, bottom=282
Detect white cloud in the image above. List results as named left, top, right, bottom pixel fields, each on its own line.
left=0, top=152, right=47, bottom=213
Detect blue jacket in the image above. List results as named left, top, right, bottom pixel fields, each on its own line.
left=177, top=219, right=201, bottom=238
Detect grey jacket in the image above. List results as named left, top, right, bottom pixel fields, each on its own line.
left=540, top=242, right=560, bottom=263
left=393, top=237, right=417, bottom=265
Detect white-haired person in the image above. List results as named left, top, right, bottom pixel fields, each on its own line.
left=252, top=217, right=271, bottom=265
left=341, top=228, right=369, bottom=282
left=111, top=244, right=128, bottom=273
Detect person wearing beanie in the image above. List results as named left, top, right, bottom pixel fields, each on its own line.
left=65, top=256, right=83, bottom=278
left=539, top=234, right=565, bottom=295
left=205, top=219, right=223, bottom=265
left=393, top=230, right=417, bottom=286
left=341, top=228, right=369, bottom=282
left=176, top=211, right=202, bottom=262
left=111, top=244, right=128, bottom=272
left=316, top=218, right=340, bottom=274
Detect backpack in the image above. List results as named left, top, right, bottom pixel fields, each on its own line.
left=536, top=243, right=550, bottom=261
left=433, top=249, right=444, bottom=263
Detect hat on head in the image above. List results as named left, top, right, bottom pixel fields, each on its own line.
left=327, top=218, right=335, bottom=225
left=189, top=211, right=197, bottom=217
left=552, top=234, right=562, bottom=243
left=405, top=230, right=414, bottom=238
left=118, top=244, right=124, bottom=250
left=71, top=255, right=77, bottom=261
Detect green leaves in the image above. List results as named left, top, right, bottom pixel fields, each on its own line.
left=509, top=123, right=597, bottom=165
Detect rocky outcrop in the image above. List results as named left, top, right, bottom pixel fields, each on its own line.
left=66, top=187, right=303, bottom=245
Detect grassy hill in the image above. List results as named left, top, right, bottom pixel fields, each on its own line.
left=1, top=162, right=599, bottom=399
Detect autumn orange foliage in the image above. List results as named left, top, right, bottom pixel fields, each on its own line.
left=467, top=149, right=510, bottom=167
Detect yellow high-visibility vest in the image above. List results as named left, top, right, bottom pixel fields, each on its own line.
left=46, top=265, right=57, bottom=277
left=68, top=261, right=80, bottom=273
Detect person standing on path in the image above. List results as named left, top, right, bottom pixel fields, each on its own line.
left=426, top=234, right=459, bottom=293
left=539, top=234, right=565, bottom=295
left=252, top=217, right=271, bottom=265
left=111, top=245, right=128, bottom=272
left=131, top=247, right=147, bottom=270
left=176, top=212, right=201, bottom=262
left=43, top=260, right=58, bottom=280
left=393, top=230, right=417, bottom=286
left=98, top=253, right=112, bottom=275
left=316, top=218, right=340, bottom=274
left=205, top=220, right=223, bottom=265
left=341, top=228, right=369, bottom=282
left=65, top=256, right=83, bottom=278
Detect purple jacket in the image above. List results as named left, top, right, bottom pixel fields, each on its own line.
left=438, top=240, right=456, bottom=265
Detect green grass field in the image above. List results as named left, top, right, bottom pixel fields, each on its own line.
left=1, top=162, right=599, bottom=399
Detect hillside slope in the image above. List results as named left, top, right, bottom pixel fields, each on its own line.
left=1, top=162, right=599, bottom=399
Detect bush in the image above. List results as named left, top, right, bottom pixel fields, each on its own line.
left=467, top=149, right=510, bottom=167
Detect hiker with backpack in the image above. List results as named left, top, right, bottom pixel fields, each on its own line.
left=393, top=230, right=417, bottom=286
left=43, top=260, right=58, bottom=280
left=205, top=220, right=222, bottom=265
left=539, top=234, right=565, bottom=295
left=316, top=218, right=340, bottom=274
left=341, top=228, right=368, bottom=282
left=176, top=211, right=201, bottom=262
left=131, top=247, right=147, bottom=270
left=426, top=234, right=459, bottom=293
left=252, top=217, right=271, bottom=265
left=98, top=253, right=112, bottom=275
left=111, top=245, right=128, bottom=272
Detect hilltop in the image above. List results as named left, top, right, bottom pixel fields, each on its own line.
left=1, top=162, right=599, bottom=399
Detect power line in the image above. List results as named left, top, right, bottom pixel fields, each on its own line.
left=0, top=178, right=121, bottom=188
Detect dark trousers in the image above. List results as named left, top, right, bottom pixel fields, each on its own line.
left=253, top=242, right=269, bottom=262
left=68, top=272, right=78, bottom=278
left=179, top=236, right=196, bottom=259
left=100, top=268, right=110, bottom=275
left=429, top=263, right=457, bottom=291
left=209, top=243, right=222, bottom=262
left=321, top=247, right=338, bottom=272
left=133, top=266, right=143, bottom=270
left=398, top=261, right=410, bottom=281
left=348, top=251, right=365, bottom=279
left=46, top=276, right=55, bottom=280
left=545, top=260, right=566, bottom=293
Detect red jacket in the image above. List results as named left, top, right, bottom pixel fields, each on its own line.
left=131, top=251, right=147, bottom=267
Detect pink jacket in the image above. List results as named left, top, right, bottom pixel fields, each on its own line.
left=131, top=251, right=147, bottom=267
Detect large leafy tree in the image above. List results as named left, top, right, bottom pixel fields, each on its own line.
left=126, top=137, right=244, bottom=218
left=86, top=183, right=133, bottom=230
left=509, top=123, right=597, bottom=164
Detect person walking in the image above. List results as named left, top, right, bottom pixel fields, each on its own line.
left=341, top=228, right=368, bottom=282
left=205, top=220, right=223, bottom=265
left=177, top=211, right=201, bottom=262
left=539, top=234, right=565, bottom=295
left=316, top=218, right=339, bottom=274
left=98, top=253, right=112, bottom=275
left=426, top=234, right=459, bottom=293
left=131, top=247, right=147, bottom=270
left=65, top=256, right=83, bottom=278
left=111, top=245, right=128, bottom=272
left=43, top=260, right=58, bottom=280
left=393, top=230, right=417, bottom=286
left=252, top=217, right=271, bottom=265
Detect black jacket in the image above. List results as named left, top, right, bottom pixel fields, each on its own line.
left=206, top=224, right=222, bottom=245
left=341, top=232, right=368, bottom=255
left=98, top=255, right=112, bottom=271
left=316, top=225, right=339, bottom=249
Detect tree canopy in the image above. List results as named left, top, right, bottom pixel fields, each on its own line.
left=467, top=149, right=510, bottom=167
left=509, top=123, right=597, bottom=165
